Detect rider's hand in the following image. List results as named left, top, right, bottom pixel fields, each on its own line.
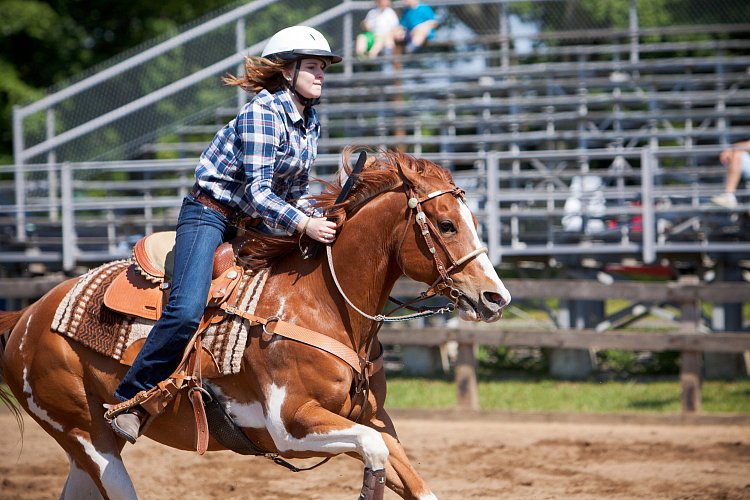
left=299, top=216, right=337, bottom=243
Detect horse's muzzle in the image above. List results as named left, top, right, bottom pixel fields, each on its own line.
left=476, top=287, right=510, bottom=322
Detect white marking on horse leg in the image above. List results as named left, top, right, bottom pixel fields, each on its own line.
left=208, top=384, right=265, bottom=428
left=22, top=368, right=65, bottom=432
left=74, top=435, right=137, bottom=500
left=17, top=313, right=31, bottom=352
left=62, top=456, right=104, bottom=500
left=265, top=384, right=389, bottom=469
left=458, top=201, right=511, bottom=305
left=418, top=493, right=439, bottom=500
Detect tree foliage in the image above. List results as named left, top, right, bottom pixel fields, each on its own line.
left=0, top=0, right=233, bottom=163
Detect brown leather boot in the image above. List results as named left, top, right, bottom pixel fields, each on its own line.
left=111, top=406, right=148, bottom=444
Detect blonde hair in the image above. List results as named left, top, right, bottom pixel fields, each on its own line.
left=222, top=56, right=290, bottom=94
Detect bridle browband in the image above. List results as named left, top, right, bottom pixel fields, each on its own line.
left=325, top=178, right=488, bottom=323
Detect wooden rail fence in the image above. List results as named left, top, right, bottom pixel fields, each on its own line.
left=1, top=276, right=748, bottom=413
left=378, top=327, right=750, bottom=414
left=387, top=277, right=750, bottom=414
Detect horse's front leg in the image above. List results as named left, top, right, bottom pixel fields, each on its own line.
left=361, top=360, right=436, bottom=500
left=272, top=400, right=389, bottom=500
left=366, top=408, right=437, bottom=500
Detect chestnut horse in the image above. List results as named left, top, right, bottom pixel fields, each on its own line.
left=0, top=150, right=510, bottom=500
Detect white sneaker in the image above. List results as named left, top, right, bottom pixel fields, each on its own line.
left=711, top=192, right=737, bottom=209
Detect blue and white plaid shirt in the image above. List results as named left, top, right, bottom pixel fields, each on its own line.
left=195, top=88, right=319, bottom=235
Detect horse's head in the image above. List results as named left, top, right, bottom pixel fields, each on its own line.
left=385, top=151, right=511, bottom=322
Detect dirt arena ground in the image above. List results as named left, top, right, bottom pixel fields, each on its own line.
left=1, top=409, right=748, bottom=499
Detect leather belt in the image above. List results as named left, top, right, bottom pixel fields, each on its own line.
left=190, top=186, right=262, bottom=229
left=191, top=186, right=238, bottom=220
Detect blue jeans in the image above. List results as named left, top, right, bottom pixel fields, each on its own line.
left=115, top=195, right=232, bottom=401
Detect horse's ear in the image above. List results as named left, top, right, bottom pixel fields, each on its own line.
left=394, top=155, right=421, bottom=188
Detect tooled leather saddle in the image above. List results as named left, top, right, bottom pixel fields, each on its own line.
left=103, top=231, right=242, bottom=322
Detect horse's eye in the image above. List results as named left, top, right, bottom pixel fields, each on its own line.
left=439, top=220, right=456, bottom=234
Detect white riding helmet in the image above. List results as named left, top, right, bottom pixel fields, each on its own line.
left=261, top=26, right=342, bottom=64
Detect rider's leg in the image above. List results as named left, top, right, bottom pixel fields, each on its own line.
left=112, top=195, right=230, bottom=441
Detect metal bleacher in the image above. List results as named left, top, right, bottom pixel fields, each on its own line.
left=2, top=0, right=750, bottom=281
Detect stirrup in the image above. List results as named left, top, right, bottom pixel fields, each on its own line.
left=104, top=389, right=157, bottom=421
left=104, top=378, right=179, bottom=422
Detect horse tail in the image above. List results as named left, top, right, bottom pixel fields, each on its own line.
left=0, top=307, right=27, bottom=336
left=0, top=308, right=27, bottom=428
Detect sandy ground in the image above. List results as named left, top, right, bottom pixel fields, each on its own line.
left=1, top=410, right=749, bottom=500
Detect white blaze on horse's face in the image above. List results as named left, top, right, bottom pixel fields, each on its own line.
left=454, top=199, right=511, bottom=322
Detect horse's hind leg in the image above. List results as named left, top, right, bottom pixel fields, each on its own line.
left=61, top=457, right=104, bottom=499
left=6, top=332, right=137, bottom=498
left=15, top=390, right=137, bottom=499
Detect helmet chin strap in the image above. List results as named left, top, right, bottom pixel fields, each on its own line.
left=288, top=59, right=320, bottom=108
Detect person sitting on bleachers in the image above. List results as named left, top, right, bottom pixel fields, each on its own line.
left=712, top=139, right=750, bottom=209
left=355, top=0, right=400, bottom=59
left=394, top=0, right=437, bottom=54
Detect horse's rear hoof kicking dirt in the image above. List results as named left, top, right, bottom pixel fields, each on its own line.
left=0, top=150, right=510, bottom=500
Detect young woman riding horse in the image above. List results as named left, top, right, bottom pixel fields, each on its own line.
left=0, top=147, right=511, bottom=499
left=110, top=26, right=341, bottom=443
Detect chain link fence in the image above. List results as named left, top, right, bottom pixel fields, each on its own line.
left=4, top=0, right=749, bottom=265
left=14, top=0, right=749, bottom=166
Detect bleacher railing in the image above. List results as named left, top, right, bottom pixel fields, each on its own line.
left=6, top=0, right=750, bottom=261
left=1, top=145, right=747, bottom=271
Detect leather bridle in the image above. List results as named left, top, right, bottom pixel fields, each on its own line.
left=325, top=180, right=488, bottom=323
left=400, top=184, right=488, bottom=303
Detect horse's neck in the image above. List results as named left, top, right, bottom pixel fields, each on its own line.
left=269, top=192, right=404, bottom=354
left=326, top=192, right=405, bottom=344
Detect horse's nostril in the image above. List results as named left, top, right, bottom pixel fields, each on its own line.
left=483, top=291, right=506, bottom=308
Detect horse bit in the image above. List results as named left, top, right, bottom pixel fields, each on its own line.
left=326, top=182, right=488, bottom=323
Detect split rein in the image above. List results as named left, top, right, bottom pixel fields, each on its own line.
left=325, top=183, right=488, bottom=323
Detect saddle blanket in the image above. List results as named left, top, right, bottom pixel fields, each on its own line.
left=51, top=260, right=270, bottom=375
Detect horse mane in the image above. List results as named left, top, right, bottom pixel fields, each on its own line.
left=235, top=147, right=455, bottom=269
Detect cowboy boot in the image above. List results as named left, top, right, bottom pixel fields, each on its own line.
left=105, top=379, right=180, bottom=443
left=111, top=406, right=148, bottom=444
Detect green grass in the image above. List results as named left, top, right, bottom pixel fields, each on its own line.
left=385, top=377, right=750, bottom=414
left=3, top=379, right=747, bottom=415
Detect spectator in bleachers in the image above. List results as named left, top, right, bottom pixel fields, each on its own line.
left=356, top=0, right=400, bottom=59
left=394, top=0, right=437, bottom=54
left=712, top=140, right=750, bottom=209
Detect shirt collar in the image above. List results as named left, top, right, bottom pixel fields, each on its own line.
left=273, top=88, right=305, bottom=124
left=270, top=88, right=320, bottom=133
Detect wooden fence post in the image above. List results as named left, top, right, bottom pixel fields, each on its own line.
left=680, top=351, right=702, bottom=413
left=455, top=342, right=479, bottom=410
left=679, top=276, right=702, bottom=413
